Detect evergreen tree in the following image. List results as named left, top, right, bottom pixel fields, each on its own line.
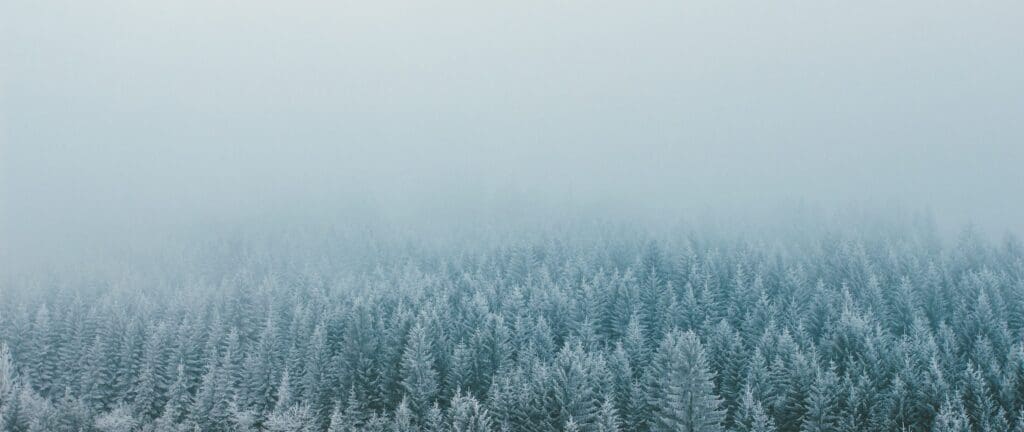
left=769, top=347, right=813, bottom=432
left=623, top=312, right=648, bottom=377
left=229, top=401, right=261, bottom=432
left=449, top=390, right=493, bottom=432
left=246, top=312, right=283, bottom=415
left=117, top=318, right=145, bottom=404
left=94, top=403, right=138, bottom=432
left=596, top=398, right=621, bottom=432
left=424, top=402, right=447, bottom=432
left=82, top=332, right=118, bottom=412
left=160, top=363, right=192, bottom=425
left=963, top=363, right=999, bottom=432
left=265, top=403, right=316, bottom=432
left=28, top=305, right=58, bottom=397
left=447, top=343, right=475, bottom=398
left=706, top=320, right=746, bottom=428
left=624, top=380, right=648, bottom=432
left=934, top=398, right=971, bottom=432
left=54, top=387, right=92, bottom=432
left=327, top=386, right=372, bottom=432
left=800, top=365, right=840, bottom=432
left=0, top=343, right=16, bottom=430
left=639, top=248, right=669, bottom=345
left=733, top=384, right=776, bottom=432
left=191, top=360, right=232, bottom=430
left=393, top=396, right=416, bottom=432
left=17, top=383, right=58, bottom=432
left=275, top=368, right=294, bottom=412
left=645, top=330, right=725, bottom=432
left=401, top=322, right=440, bottom=419
left=133, top=322, right=173, bottom=420
left=553, top=342, right=602, bottom=429
left=328, top=402, right=351, bottom=432
left=303, top=322, right=332, bottom=424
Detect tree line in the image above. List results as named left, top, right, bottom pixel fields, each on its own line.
left=1, top=222, right=1023, bottom=432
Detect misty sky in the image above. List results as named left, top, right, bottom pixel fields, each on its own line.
left=3, top=0, right=1023, bottom=254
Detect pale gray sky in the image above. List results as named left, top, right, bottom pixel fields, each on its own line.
left=3, top=0, right=1023, bottom=257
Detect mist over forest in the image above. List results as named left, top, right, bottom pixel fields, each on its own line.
left=2, top=0, right=1024, bottom=431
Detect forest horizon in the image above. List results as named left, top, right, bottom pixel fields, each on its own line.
left=3, top=214, right=1024, bottom=431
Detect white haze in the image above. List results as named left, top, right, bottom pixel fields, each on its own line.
left=2, top=0, right=1023, bottom=265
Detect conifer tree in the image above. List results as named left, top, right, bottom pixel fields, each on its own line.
left=402, top=322, right=440, bottom=419
left=485, top=371, right=520, bottom=430
left=191, top=359, right=232, bottom=431
left=328, top=402, right=350, bottom=432
left=346, top=384, right=371, bottom=428
left=17, top=382, right=58, bottom=432
left=246, top=312, right=283, bottom=415
left=28, top=305, right=58, bottom=397
left=447, top=343, right=475, bottom=398
left=645, top=330, right=725, bottom=432
left=228, top=400, right=260, bottom=432
left=934, top=398, right=971, bottom=432
left=424, top=402, right=447, bottom=432
left=54, top=387, right=91, bottom=432
left=117, top=318, right=145, bottom=404
left=623, top=313, right=648, bottom=376
left=0, top=343, right=15, bottom=430
left=890, top=277, right=924, bottom=335
left=94, top=403, right=137, bottom=432
left=449, top=390, right=493, bottom=432
left=264, top=368, right=317, bottom=432
left=734, top=384, right=777, bottom=432
left=274, top=369, right=293, bottom=412
left=800, top=366, right=840, bottom=432
left=161, top=363, right=192, bottom=425
left=553, top=342, right=601, bottom=429
left=393, top=396, right=415, bottom=432
left=596, top=398, right=621, bottom=432
left=133, top=322, right=173, bottom=420
left=963, top=363, right=999, bottom=432
left=707, top=320, right=747, bottom=428
left=303, top=322, right=331, bottom=424
left=264, top=403, right=316, bottom=432
left=82, top=332, right=117, bottom=412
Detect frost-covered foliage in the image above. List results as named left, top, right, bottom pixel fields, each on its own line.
left=1, top=221, right=1023, bottom=432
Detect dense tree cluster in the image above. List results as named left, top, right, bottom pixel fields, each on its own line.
left=1, top=222, right=1023, bottom=432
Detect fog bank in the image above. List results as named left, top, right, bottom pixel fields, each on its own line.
left=3, top=0, right=1023, bottom=265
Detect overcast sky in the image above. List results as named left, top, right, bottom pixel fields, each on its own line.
left=2, top=0, right=1023, bottom=256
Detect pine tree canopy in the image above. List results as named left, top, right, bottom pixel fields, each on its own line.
left=3, top=222, right=1024, bottom=432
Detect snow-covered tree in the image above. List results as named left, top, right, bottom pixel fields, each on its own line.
left=401, top=322, right=439, bottom=419
left=94, top=404, right=137, bottom=432
left=645, top=330, right=725, bottom=432
left=449, top=390, right=493, bottom=432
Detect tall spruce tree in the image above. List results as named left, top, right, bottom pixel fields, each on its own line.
left=645, top=330, right=725, bottom=432
left=401, top=322, right=440, bottom=420
left=800, top=365, right=840, bottom=432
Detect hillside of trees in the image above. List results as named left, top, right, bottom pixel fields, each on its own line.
left=2, top=220, right=1023, bottom=432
